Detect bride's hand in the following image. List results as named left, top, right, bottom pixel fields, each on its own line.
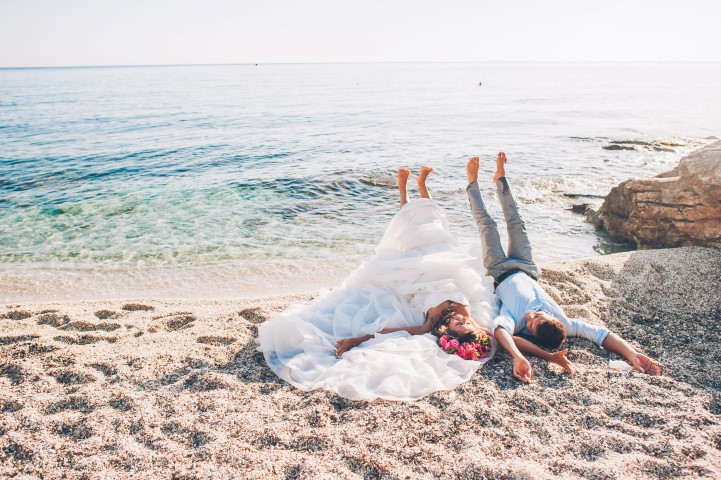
left=336, top=337, right=362, bottom=358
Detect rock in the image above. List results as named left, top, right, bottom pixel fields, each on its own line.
left=603, top=144, right=635, bottom=151
left=593, top=141, right=721, bottom=249
left=570, top=203, right=591, bottom=214
left=563, top=193, right=605, bottom=199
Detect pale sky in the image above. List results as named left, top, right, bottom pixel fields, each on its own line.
left=1, top=0, right=720, bottom=67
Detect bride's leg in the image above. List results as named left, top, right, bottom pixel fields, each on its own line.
left=417, top=166, right=434, bottom=200
left=398, top=168, right=410, bottom=208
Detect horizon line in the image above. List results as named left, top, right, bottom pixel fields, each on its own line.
left=2, top=60, right=720, bottom=70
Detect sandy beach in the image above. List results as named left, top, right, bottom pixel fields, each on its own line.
left=3, top=1, right=721, bottom=479
left=2, top=246, right=720, bottom=479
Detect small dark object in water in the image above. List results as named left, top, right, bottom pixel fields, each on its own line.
left=479, top=81, right=482, bottom=86
left=603, top=144, right=635, bottom=151
left=563, top=193, right=605, bottom=199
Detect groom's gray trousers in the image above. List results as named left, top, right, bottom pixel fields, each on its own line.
left=466, top=178, right=541, bottom=285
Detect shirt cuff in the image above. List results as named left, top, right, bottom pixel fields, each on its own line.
left=595, top=328, right=610, bottom=346
left=493, top=315, right=515, bottom=335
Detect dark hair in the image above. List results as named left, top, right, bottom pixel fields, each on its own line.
left=535, top=316, right=566, bottom=349
left=432, top=308, right=487, bottom=344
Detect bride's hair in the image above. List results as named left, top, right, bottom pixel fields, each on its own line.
left=432, top=308, right=487, bottom=345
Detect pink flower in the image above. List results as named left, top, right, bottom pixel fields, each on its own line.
left=456, top=343, right=474, bottom=360
left=449, top=342, right=485, bottom=361
left=439, top=336, right=491, bottom=360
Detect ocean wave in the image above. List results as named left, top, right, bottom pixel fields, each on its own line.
left=231, top=174, right=394, bottom=201
left=357, top=171, right=398, bottom=189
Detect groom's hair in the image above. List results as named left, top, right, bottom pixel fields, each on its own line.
left=535, top=316, right=566, bottom=349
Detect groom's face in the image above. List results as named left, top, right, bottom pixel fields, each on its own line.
left=526, top=310, right=555, bottom=336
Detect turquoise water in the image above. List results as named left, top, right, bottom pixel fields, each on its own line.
left=1, top=63, right=719, bottom=300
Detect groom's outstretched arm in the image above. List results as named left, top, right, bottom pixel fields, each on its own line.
left=551, top=302, right=660, bottom=375
left=601, top=332, right=661, bottom=375
left=553, top=314, right=659, bottom=375
left=494, top=327, right=533, bottom=383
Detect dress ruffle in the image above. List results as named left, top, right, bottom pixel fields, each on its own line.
left=257, top=199, right=497, bottom=401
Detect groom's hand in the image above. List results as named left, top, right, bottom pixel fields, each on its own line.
left=513, top=356, right=534, bottom=383
left=630, top=353, right=661, bottom=375
left=549, top=349, right=576, bottom=375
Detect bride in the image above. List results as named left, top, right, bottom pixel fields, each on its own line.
left=257, top=165, right=558, bottom=401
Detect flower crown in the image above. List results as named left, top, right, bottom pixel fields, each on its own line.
left=438, top=333, right=491, bottom=361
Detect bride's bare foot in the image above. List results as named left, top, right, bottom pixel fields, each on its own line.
left=398, top=168, right=410, bottom=208
left=417, top=166, right=433, bottom=199
left=398, top=168, right=410, bottom=186
left=467, top=156, right=479, bottom=184
left=493, top=151, right=507, bottom=182
left=417, top=166, right=433, bottom=184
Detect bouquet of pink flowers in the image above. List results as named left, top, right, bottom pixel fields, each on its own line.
left=438, top=333, right=491, bottom=361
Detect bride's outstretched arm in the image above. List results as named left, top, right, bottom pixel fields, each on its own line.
left=335, top=320, right=433, bottom=358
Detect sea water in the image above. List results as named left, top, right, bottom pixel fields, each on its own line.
left=1, top=63, right=719, bottom=300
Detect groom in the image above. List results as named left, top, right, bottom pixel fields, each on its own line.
left=465, top=153, right=660, bottom=383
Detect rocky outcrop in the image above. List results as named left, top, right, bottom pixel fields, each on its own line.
left=594, top=140, right=721, bottom=249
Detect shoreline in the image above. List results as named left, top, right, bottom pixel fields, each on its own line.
left=0, top=260, right=355, bottom=305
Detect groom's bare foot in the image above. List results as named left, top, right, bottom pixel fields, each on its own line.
left=398, top=168, right=410, bottom=207
left=493, top=152, right=507, bottom=182
left=417, top=166, right=433, bottom=200
left=467, top=156, right=479, bottom=184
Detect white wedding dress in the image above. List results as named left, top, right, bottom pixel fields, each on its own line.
left=257, top=199, right=498, bottom=401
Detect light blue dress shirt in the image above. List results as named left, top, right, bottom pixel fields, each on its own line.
left=493, top=272, right=609, bottom=345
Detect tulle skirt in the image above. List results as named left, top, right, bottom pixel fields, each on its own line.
left=257, top=199, right=497, bottom=401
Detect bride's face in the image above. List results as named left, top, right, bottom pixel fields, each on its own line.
left=426, top=301, right=470, bottom=326
left=447, top=313, right=475, bottom=336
